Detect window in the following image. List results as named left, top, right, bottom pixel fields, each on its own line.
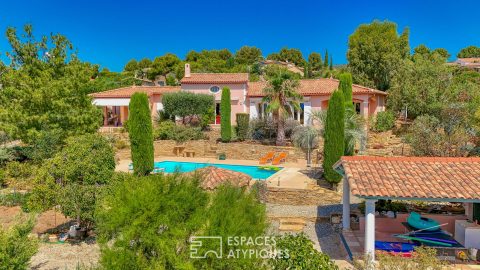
left=210, top=86, right=220, bottom=93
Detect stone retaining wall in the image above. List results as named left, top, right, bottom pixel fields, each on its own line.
left=266, top=187, right=341, bottom=206
left=116, top=140, right=306, bottom=162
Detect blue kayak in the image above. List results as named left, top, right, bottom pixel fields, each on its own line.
left=406, top=212, right=440, bottom=231
left=375, top=241, right=418, bottom=252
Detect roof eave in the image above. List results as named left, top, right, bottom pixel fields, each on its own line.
left=355, top=195, right=480, bottom=203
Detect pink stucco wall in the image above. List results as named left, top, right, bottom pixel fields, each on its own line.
left=310, top=94, right=385, bottom=117
left=182, top=83, right=247, bottom=124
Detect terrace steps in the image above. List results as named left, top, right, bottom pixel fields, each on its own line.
left=278, top=217, right=307, bottom=232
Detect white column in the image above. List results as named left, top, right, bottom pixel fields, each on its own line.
left=361, top=101, right=369, bottom=119
left=249, top=101, right=258, bottom=119
left=303, top=101, right=312, bottom=126
left=365, top=199, right=376, bottom=262
left=342, top=176, right=350, bottom=230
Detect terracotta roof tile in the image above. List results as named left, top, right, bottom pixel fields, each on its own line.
left=181, top=73, right=249, bottom=84
left=336, top=156, right=480, bottom=201
left=189, top=166, right=251, bottom=190
left=89, top=86, right=180, bottom=98
left=247, top=78, right=386, bottom=97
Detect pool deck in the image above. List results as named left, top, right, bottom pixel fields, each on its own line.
left=117, top=156, right=314, bottom=189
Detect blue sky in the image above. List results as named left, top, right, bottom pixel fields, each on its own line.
left=1, top=0, right=479, bottom=71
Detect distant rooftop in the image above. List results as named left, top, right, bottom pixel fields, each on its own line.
left=247, top=78, right=386, bottom=97
left=181, top=73, right=249, bottom=84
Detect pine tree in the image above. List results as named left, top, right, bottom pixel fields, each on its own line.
left=128, top=92, right=154, bottom=176
left=220, top=87, right=232, bottom=142
left=323, top=90, right=345, bottom=185
left=324, top=50, right=329, bottom=69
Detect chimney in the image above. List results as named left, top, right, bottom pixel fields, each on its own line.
left=185, top=63, right=191, bottom=78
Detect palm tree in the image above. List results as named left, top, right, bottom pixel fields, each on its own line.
left=291, top=125, right=319, bottom=167
left=263, top=68, right=302, bottom=146
left=311, top=109, right=367, bottom=154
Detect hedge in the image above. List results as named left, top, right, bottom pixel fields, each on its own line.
left=236, top=113, right=250, bottom=141
left=128, top=93, right=154, bottom=176
left=374, top=111, right=395, bottom=132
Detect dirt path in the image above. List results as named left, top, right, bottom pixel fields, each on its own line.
left=30, top=242, right=100, bottom=270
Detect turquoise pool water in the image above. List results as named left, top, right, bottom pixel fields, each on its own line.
left=153, top=161, right=280, bottom=180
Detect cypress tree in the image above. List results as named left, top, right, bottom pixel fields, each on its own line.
left=220, top=87, right=232, bottom=142
left=329, top=56, right=333, bottom=70
left=304, top=63, right=309, bottom=78
left=323, top=90, right=345, bottom=186
left=339, top=73, right=353, bottom=109
left=128, top=92, right=154, bottom=176
left=324, top=50, right=329, bottom=69
left=339, top=73, right=355, bottom=156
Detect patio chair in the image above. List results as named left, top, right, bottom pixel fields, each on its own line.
left=128, top=163, right=133, bottom=171
left=272, top=152, right=287, bottom=165
left=259, top=151, right=275, bottom=164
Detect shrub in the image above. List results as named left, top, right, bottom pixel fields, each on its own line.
left=200, top=106, right=215, bottom=129
left=406, top=114, right=472, bottom=157
left=153, top=122, right=205, bottom=142
left=128, top=92, right=154, bottom=176
left=172, top=125, right=205, bottom=143
left=28, top=134, right=115, bottom=228
left=236, top=113, right=250, bottom=141
left=154, top=110, right=172, bottom=124
left=270, top=233, right=338, bottom=270
left=194, top=185, right=267, bottom=269
left=284, top=119, right=301, bottom=138
left=162, top=92, right=214, bottom=124
left=154, top=121, right=176, bottom=140
left=96, top=173, right=268, bottom=269
left=220, top=87, right=232, bottom=142
left=249, top=117, right=277, bottom=140
left=0, top=169, right=4, bottom=187
left=0, top=216, right=38, bottom=269
left=4, top=161, right=38, bottom=189
left=0, top=192, right=29, bottom=208
left=96, top=173, right=209, bottom=269
left=0, top=147, right=14, bottom=165
left=374, top=111, right=395, bottom=132
left=113, top=139, right=128, bottom=150
left=354, top=246, right=447, bottom=270
left=323, top=90, right=345, bottom=185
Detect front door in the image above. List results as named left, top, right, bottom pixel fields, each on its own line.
left=215, top=103, right=221, bottom=125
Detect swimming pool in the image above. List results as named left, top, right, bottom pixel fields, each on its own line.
left=153, top=161, right=281, bottom=180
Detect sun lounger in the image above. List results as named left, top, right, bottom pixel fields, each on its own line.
left=259, top=152, right=275, bottom=164
left=272, top=152, right=287, bottom=165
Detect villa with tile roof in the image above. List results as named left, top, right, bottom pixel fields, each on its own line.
left=90, top=64, right=386, bottom=127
